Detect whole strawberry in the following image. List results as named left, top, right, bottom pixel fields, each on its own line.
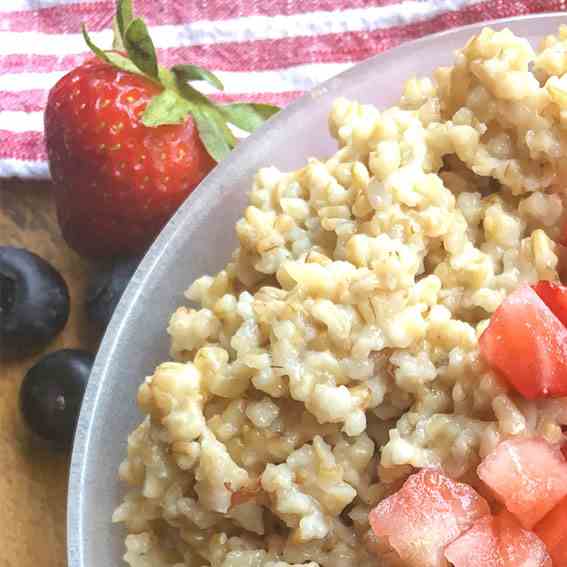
left=45, top=59, right=213, bottom=257
left=45, top=0, right=278, bottom=258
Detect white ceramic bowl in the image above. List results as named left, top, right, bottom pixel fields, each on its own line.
left=68, top=13, right=564, bottom=567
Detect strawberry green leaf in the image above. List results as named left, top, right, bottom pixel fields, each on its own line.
left=124, top=18, right=159, bottom=79
left=171, top=64, right=224, bottom=91
left=141, top=89, right=193, bottom=127
left=219, top=103, right=280, bottom=132
left=116, top=0, right=134, bottom=40
left=204, top=104, right=237, bottom=148
left=175, top=82, right=236, bottom=161
left=111, top=17, right=126, bottom=51
left=190, top=104, right=234, bottom=162
left=82, top=24, right=111, bottom=62
left=158, top=67, right=180, bottom=90
left=179, top=82, right=236, bottom=146
left=82, top=24, right=143, bottom=76
left=106, top=51, right=146, bottom=75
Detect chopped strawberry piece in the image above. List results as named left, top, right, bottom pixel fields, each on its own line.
left=368, top=468, right=489, bottom=567
left=479, top=283, right=567, bottom=399
left=535, top=496, right=567, bottom=565
left=477, top=437, right=567, bottom=529
left=445, top=511, right=551, bottom=567
left=444, top=515, right=498, bottom=567
left=532, top=280, right=567, bottom=328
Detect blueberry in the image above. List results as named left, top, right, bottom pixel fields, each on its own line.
left=0, top=247, right=70, bottom=357
left=86, top=255, right=141, bottom=332
left=19, top=349, right=94, bottom=448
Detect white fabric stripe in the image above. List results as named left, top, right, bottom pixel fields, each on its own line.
left=0, top=110, right=44, bottom=133
left=0, top=61, right=354, bottom=94
left=0, top=158, right=49, bottom=178
left=0, top=0, right=484, bottom=55
left=0, top=70, right=66, bottom=91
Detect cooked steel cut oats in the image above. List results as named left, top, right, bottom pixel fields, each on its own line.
left=114, top=26, right=567, bottom=567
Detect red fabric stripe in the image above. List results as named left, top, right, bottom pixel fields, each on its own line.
left=0, top=90, right=48, bottom=112
left=0, top=130, right=46, bottom=160
left=0, top=53, right=88, bottom=75
left=211, top=91, right=302, bottom=105
left=0, top=0, right=402, bottom=34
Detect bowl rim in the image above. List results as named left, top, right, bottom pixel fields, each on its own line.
left=67, top=11, right=563, bottom=567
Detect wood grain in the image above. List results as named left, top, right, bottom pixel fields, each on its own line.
left=0, top=179, right=98, bottom=567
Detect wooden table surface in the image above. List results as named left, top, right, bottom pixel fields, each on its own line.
left=1, top=179, right=98, bottom=567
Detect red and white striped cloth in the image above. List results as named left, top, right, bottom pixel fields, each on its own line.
left=0, top=0, right=564, bottom=180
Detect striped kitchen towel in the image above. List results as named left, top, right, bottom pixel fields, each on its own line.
left=0, top=0, right=564, bottom=180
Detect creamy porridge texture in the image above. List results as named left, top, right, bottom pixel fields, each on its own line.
left=113, top=27, right=567, bottom=566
